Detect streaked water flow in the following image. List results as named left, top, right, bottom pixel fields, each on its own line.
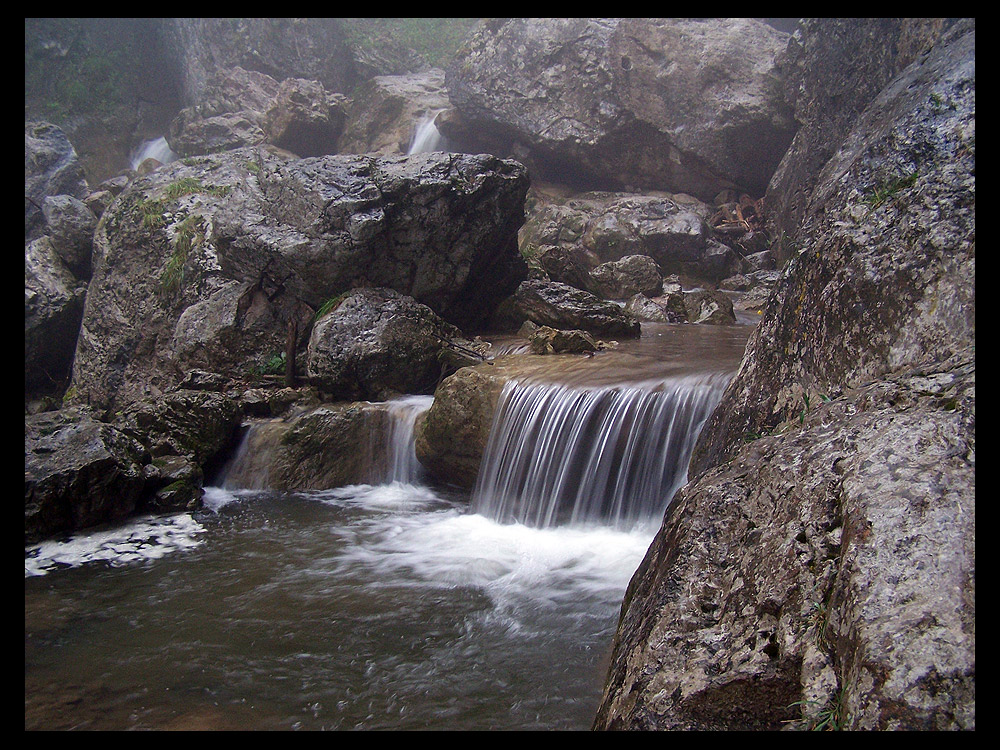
left=25, top=322, right=749, bottom=730
left=472, top=373, right=729, bottom=529
left=407, top=110, right=448, bottom=154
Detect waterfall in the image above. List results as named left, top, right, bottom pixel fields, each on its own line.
left=129, top=136, right=178, bottom=170
left=216, top=419, right=287, bottom=490
left=214, top=396, right=433, bottom=491
left=407, top=110, right=448, bottom=154
left=382, top=395, right=434, bottom=484
left=471, top=372, right=731, bottom=529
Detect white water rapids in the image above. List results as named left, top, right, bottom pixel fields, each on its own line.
left=25, top=322, right=749, bottom=730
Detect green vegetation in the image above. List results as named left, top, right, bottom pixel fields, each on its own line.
left=340, top=18, right=480, bottom=67
left=255, top=352, right=287, bottom=377
left=138, top=198, right=167, bottom=230
left=314, top=292, right=349, bottom=321
left=138, top=177, right=230, bottom=234
left=863, top=171, right=919, bottom=212
left=788, top=691, right=848, bottom=731
left=163, top=177, right=231, bottom=200
left=159, top=215, right=204, bottom=298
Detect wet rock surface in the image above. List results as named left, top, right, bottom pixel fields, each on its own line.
left=597, top=19, right=976, bottom=731
left=445, top=18, right=793, bottom=198
left=306, top=287, right=463, bottom=401
left=25, top=407, right=147, bottom=543
left=68, top=148, right=528, bottom=413
left=491, top=279, right=640, bottom=338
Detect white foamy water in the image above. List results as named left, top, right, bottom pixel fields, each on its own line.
left=383, top=395, right=434, bottom=483
left=473, top=372, right=730, bottom=529
left=407, top=110, right=448, bottom=154
left=25, top=512, right=206, bottom=577
left=25, top=323, right=753, bottom=730
left=317, top=484, right=655, bottom=621
left=129, top=136, right=178, bottom=170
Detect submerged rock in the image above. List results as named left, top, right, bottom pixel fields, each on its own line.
left=528, top=326, right=599, bottom=355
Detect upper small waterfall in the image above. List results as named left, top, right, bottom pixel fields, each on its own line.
left=471, top=372, right=731, bottom=529
left=382, top=395, right=434, bottom=484
left=129, top=136, right=178, bottom=170
left=407, top=110, right=448, bottom=154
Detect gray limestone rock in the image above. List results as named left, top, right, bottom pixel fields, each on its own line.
left=445, top=18, right=794, bottom=199
left=306, top=287, right=462, bottom=401
left=68, top=148, right=528, bottom=413
left=25, top=407, right=147, bottom=543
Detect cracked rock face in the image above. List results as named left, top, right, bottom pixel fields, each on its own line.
left=595, top=20, right=975, bottom=731
left=445, top=18, right=794, bottom=198
left=68, top=148, right=528, bottom=413
left=594, top=352, right=974, bottom=730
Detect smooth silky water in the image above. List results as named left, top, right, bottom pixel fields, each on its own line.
left=25, top=322, right=750, bottom=730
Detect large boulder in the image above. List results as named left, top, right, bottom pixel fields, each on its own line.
left=415, top=356, right=552, bottom=489
left=692, top=19, right=976, bottom=473
left=765, top=18, right=959, bottom=260
left=519, top=190, right=741, bottom=285
left=445, top=18, right=794, bottom=199
left=25, top=122, right=90, bottom=242
left=682, top=289, right=737, bottom=325
left=167, top=67, right=347, bottom=158
left=116, top=390, right=243, bottom=466
left=164, top=18, right=360, bottom=106
left=41, top=195, right=97, bottom=279
left=491, top=280, right=641, bottom=338
left=306, top=287, right=463, bottom=401
left=68, top=148, right=529, bottom=413
left=596, top=20, right=975, bottom=731
left=595, top=352, right=975, bottom=730
left=219, top=404, right=389, bottom=491
left=25, top=236, right=87, bottom=395
left=338, top=68, right=451, bottom=155
left=588, top=255, right=663, bottom=300
left=25, top=407, right=147, bottom=543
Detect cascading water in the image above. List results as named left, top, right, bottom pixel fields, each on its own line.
left=215, top=396, right=434, bottom=491
left=129, top=136, right=178, bottom=170
left=382, top=395, right=434, bottom=484
left=407, top=110, right=448, bottom=154
left=25, top=322, right=751, bottom=731
left=472, top=373, right=730, bottom=530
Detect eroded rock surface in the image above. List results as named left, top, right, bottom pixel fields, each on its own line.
left=445, top=18, right=794, bottom=198
left=596, top=19, right=975, bottom=732
left=69, top=148, right=528, bottom=413
left=25, top=407, right=147, bottom=543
